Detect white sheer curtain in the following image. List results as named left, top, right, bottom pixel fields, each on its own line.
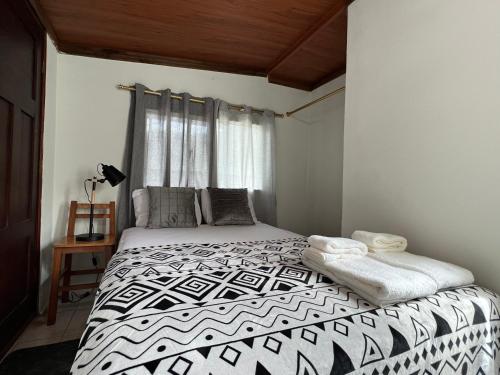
left=144, top=108, right=166, bottom=187
left=214, top=101, right=277, bottom=225
left=143, top=93, right=214, bottom=189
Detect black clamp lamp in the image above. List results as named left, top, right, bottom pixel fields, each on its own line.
left=76, top=164, right=126, bottom=242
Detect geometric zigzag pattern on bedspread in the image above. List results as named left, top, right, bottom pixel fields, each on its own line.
left=71, top=237, right=500, bottom=374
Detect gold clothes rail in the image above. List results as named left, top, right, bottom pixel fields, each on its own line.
left=117, top=84, right=346, bottom=118
left=285, top=86, right=346, bottom=117
left=117, top=84, right=284, bottom=118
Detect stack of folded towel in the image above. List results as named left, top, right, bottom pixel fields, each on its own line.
left=307, top=235, right=368, bottom=261
left=351, top=230, right=407, bottom=252
left=302, top=231, right=474, bottom=307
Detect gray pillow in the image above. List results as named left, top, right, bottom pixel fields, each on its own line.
left=208, top=188, right=255, bottom=226
left=147, top=187, right=197, bottom=228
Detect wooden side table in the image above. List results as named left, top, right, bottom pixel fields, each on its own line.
left=47, top=201, right=116, bottom=325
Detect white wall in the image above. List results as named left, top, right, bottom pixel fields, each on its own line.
left=51, top=54, right=312, bottom=235
left=343, top=0, right=500, bottom=292
left=298, top=76, right=345, bottom=236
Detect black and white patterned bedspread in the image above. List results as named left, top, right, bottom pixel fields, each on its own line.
left=71, top=237, right=500, bottom=374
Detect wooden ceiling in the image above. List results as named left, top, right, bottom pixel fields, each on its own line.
left=31, top=0, right=350, bottom=91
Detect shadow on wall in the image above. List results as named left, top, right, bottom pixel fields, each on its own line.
left=38, top=249, right=52, bottom=314
left=38, top=198, right=70, bottom=313
left=284, top=85, right=345, bottom=238
left=288, top=114, right=314, bottom=126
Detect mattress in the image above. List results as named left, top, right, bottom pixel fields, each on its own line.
left=117, top=223, right=298, bottom=251
left=72, top=225, right=500, bottom=374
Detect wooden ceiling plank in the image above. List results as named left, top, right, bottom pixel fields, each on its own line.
left=34, top=0, right=350, bottom=90
left=266, top=0, right=347, bottom=76
left=29, top=0, right=60, bottom=47
left=311, top=66, right=346, bottom=91
left=267, top=75, right=313, bottom=91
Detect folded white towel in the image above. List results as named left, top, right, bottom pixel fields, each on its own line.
left=371, top=252, right=474, bottom=290
left=352, top=230, right=407, bottom=252
left=303, top=247, right=365, bottom=263
left=307, top=235, right=368, bottom=256
left=302, top=253, right=437, bottom=306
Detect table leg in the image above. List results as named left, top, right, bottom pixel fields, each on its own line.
left=104, top=247, right=112, bottom=264
left=61, top=253, right=72, bottom=303
left=47, top=247, right=62, bottom=325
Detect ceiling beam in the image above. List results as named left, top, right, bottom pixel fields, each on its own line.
left=57, top=42, right=266, bottom=77
left=266, top=0, right=348, bottom=77
left=267, top=75, right=313, bottom=91
left=28, top=0, right=60, bottom=47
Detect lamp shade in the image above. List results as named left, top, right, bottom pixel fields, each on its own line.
left=101, top=164, right=126, bottom=186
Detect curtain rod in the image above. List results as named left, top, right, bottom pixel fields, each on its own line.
left=117, top=84, right=285, bottom=118
left=285, top=86, right=346, bottom=117
left=117, top=84, right=346, bottom=118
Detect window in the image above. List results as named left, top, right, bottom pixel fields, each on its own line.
left=144, top=109, right=211, bottom=188
left=144, top=109, right=165, bottom=187
left=215, top=119, right=267, bottom=191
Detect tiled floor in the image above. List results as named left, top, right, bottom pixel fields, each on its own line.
left=4, top=292, right=95, bottom=359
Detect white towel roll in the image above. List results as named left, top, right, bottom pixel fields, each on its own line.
left=351, top=230, right=407, bottom=252
left=303, top=247, right=365, bottom=264
left=307, top=235, right=368, bottom=256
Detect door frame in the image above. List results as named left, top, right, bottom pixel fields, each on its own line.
left=0, top=0, right=46, bottom=357
left=35, top=2, right=47, bottom=312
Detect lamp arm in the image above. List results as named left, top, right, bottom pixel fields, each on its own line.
left=88, top=176, right=109, bottom=236
left=88, top=177, right=98, bottom=237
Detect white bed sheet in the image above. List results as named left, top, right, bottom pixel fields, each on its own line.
left=118, top=223, right=299, bottom=250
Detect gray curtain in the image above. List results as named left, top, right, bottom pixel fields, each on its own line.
left=118, top=85, right=277, bottom=233
left=213, top=101, right=277, bottom=225
left=117, top=84, right=215, bottom=233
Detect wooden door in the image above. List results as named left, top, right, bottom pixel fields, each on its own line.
left=0, top=0, right=44, bottom=355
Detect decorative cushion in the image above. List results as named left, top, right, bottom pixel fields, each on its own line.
left=208, top=188, right=255, bottom=226
left=201, top=188, right=258, bottom=225
left=146, top=187, right=197, bottom=228
left=134, top=188, right=202, bottom=227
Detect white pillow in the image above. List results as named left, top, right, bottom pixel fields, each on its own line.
left=200, top=189, right=213, bottom=225
left=194, top=192, right=202, bottom=226
left=132, top=189, right=149, bottom=227
left=132, top=188, right=202, bottom=227
left=247, top=191, right=258, bottom=223
left=200, top=188, right=258, bottom=225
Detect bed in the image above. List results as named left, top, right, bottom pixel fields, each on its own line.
left=71, top=224, right=500, bottom=374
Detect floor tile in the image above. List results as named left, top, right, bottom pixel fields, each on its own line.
left=2, top=292, right=97, bottom=365
left=66, top=308, right=90, bottom=332
left=57, top=300, right=81, bottom=312
left=12, top=336, right=65, bottom=351
left=62, top=329, right=84, bottom=341
left=16, top=310, right=74, bottom=343
left=77, top=296, right=95, bottom=311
